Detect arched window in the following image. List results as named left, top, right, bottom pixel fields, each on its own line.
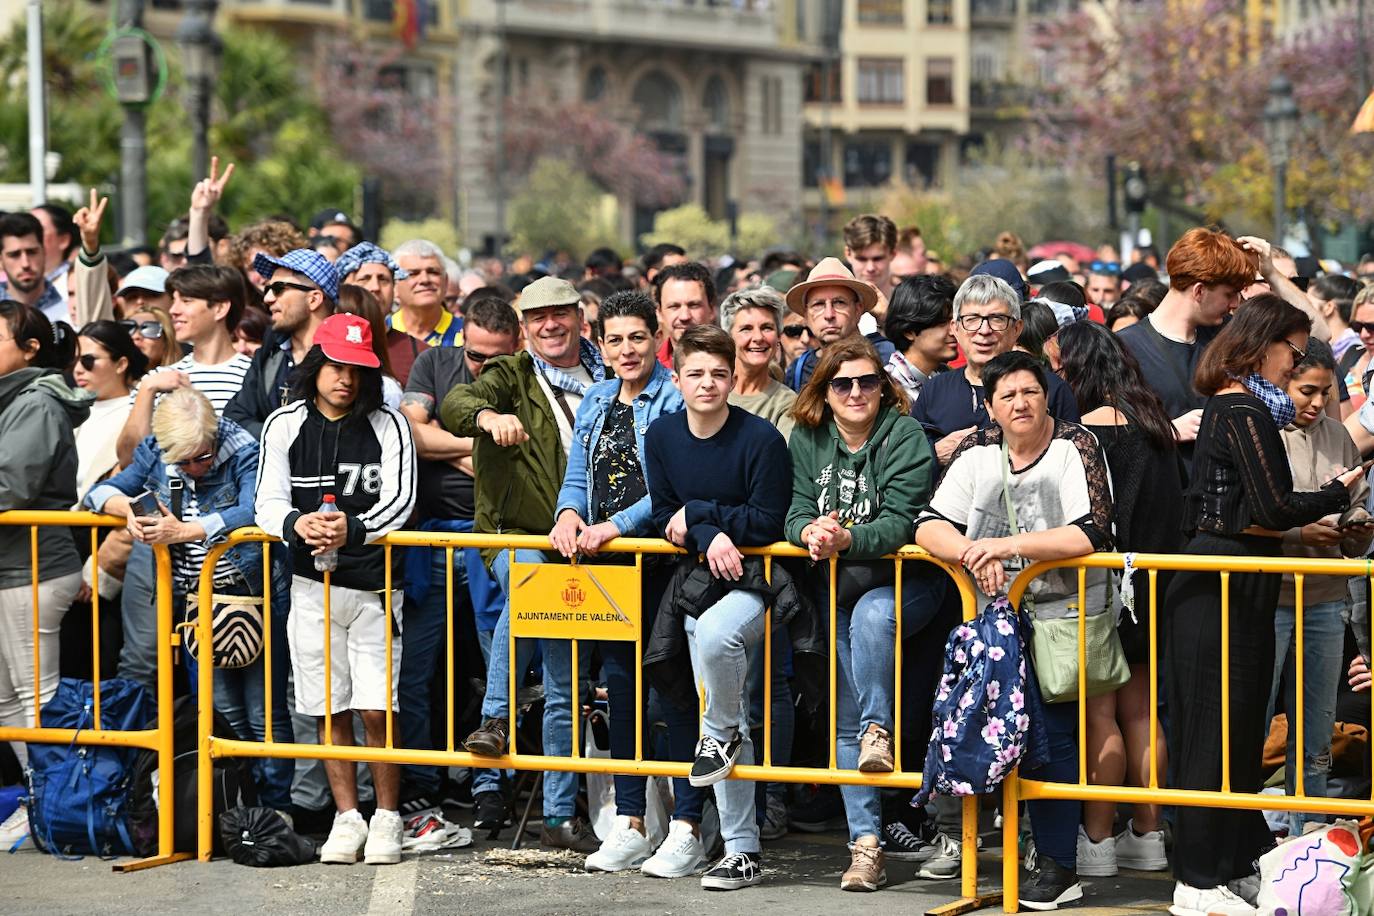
left=632, top=70, right=684, bottom=133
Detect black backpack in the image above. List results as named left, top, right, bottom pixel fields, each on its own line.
left=128, top=695, right=258, bottom=856
left=220, top=807, right=318, bottom=867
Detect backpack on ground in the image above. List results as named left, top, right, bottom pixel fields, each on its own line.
left=219, top=807, right=318, bottom=867
left=128, top=695, right=258, bottom=857
left=26, top=677, right=151, bottom=858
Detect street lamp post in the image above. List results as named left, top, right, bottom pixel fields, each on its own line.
left=1263, top=75, right=1298, bottom=247
left=177, top=0, right=221, bottom=182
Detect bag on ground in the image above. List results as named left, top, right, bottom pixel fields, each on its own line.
left=219, top=806, right=318, bottom=867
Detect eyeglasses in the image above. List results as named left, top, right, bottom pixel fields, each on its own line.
left=173, top=450, right=215, bottom=468
left=1352, top=321, right=1374, bottom=334
left=1284, top=340, right=1306, bottom=362
left=117, top=319, right=164, bottom=340
left=782, top=325, right=809, bottom=339
left=957, top=313, right=1015, bottom=332
left=806, top=297, right=857, bottom=316
left=828, top=373, right=882, bottom=397
left=265, top=281, right=318, bottom=298
left=1089, top=260, right=1121, bottom=276
left=77, top=354, right=105, bottom=371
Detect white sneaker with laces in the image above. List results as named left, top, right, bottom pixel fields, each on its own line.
left=585, top=815, right=653, bottom=872
left=641, top=819, right=706, bottom=878
left=1169, top=881, right=1257, bottom=916
left=1075, top=825, right=1117, bottom=877
left=1115, top=818, right=1168, bottom=871
left=364, top=809, right=403, bottom=865
left=402, top=810, right=473, bottom=852
left=0, top=806, right=28, bottom=849
left=320, top=810, right=369, bottom=864
left=917, top=831, right=961, bottom=880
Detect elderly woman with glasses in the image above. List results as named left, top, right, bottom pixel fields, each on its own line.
left=83, top=387, right=294, bottom=812
left=784, top=336, right=946, bottom=893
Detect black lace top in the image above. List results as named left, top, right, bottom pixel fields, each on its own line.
left=1185, top=392, right=1348, bottom=536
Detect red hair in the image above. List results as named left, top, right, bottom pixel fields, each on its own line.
left=1164, top=228, right=1257, bottom=293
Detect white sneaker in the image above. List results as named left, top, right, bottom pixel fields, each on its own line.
left=1169, top=881, right=1257, bottom=916
left=1075, top=825, right=1117, bottom=877
left=1115, top=819, right=1168, bottom=871
left=585, top=815, right=653, bottom=872
left=0, top=806, right=28, bottom=849
left=320, top=810, right=369, bottom=864
left=364, top=809, right=403, bottom=865
left=641, top=820, right=706, bottom=878
left=402, top=811, right=473, bottom=852
left=1227, top=874, right=1260, bottom=907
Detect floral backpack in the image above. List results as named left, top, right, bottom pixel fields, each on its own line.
left=915, top=596, right=1050, bottom=805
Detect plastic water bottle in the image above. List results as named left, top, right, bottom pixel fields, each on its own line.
left=314, top=494, right=340, bottom=573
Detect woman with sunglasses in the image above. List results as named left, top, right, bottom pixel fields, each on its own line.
left=74, top=320, right=149, bottom=501
left=784, top=337, right=946, bottom=892
left=82, top=387, right=293, bottom=813
left=120, top=306, right=180, bottom=369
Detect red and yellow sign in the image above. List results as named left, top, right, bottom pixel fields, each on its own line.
left=508, top=560, right=641, bottom=641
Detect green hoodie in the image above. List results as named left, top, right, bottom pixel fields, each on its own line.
left=785, top=405, right=934, bottom=560
left=0, top=367, right=93, bottom=587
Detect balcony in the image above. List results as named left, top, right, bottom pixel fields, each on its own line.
left=466, top=0, right=780, bottom=53
left=969, top=0, right=1016, bottom=24
left=969, top=80, right=1032, bottom=112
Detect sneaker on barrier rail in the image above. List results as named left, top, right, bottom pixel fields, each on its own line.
left=642, top=820, right=707, bottom=878
left=320, top=810, right=369, bottom=864
left=689, top=733, right=742, bottom=788
left=856, top=724, right=894, bottom=773
left=585, top=815, right=653, bottom=872
left=364, top=809, right=403, bottom=865
left=700, top=850, right=762, bottom=890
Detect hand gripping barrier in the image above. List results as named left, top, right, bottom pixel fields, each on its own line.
left=0, top=511, right=187, bottom=870
left=999, top=552, right=1374, bottom=913
left=195, top=528, right=999, bottom=914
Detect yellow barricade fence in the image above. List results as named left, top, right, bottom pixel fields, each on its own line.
left=0, top=511, right=186, bottom=870
left=196, top=529, right=996, bottom=914
left=1000, top=552, right=1374, bottom=914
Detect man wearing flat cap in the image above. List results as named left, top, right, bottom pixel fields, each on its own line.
left=439, top=276, right=607, bottom=853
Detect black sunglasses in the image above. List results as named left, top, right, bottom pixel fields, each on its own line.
left=465, top=348, right=500, bottom=364
left=828, top=373, right=882, bottom=396
left=1352, top=320, right=1374, bottom=334
left=782, top=325, right=809, bottom=339
left=117, top=319, right=164, bottom=340
left=77, top=353, right=104, bottom=371
left=264, top=281, right=318, bottom=298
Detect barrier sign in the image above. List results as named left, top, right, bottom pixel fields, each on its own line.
left=508, top=560, right=641, bottom=641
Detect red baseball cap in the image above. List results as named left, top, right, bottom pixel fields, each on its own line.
left=312, top=314, right=381, bottom=369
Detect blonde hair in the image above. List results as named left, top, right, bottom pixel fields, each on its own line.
left=151, top=387, right=218, bottom=463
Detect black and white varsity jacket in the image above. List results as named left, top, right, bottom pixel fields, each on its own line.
left=255, top=398, right=416, bottom=591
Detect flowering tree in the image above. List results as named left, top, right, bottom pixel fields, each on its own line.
left=1031, top=0, right=1374, bottom=237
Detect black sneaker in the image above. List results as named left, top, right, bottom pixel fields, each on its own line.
left=700, top=851, right=763, bottom=890
left=689, top=733, right=742, bottom=787
left=398, top=795, right=439, bottom=820
left=473, top=789, right=511, bottom=831
left=1019, top=854, right=1084, bottom=911
left=789, top=785, right=847, bottom=833
left=882, top=818, right=939, bottom=862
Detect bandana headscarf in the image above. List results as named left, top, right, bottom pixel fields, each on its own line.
left=530, top=335, right=605, bottom=397
left=1240, top=373, right=1297, bottom=428
left=334, top=242, right=409, bottom=285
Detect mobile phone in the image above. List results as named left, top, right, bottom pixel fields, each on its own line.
left=1329, top=457, right=1374, bottom=483
left=129, top=490, right=160, bottom=517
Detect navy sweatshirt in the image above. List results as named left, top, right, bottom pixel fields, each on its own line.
left=645, top=405, right=791, bottom=552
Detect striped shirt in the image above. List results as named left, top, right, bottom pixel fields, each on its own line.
left=130, top=352, right=253, bottom=415
left=172, top=486, right=241, bottom=587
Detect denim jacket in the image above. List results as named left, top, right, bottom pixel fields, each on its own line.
left=84, top=417, right=266, bottom=593
left=555, top=363, right=684, bottom=537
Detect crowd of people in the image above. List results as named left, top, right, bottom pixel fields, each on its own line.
left=1, top=160, right=1373, bottom=914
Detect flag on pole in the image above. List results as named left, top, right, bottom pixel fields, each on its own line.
left=1351, top=87, right=1374, bottom=134
left=395, top=0, right=422, bottom=49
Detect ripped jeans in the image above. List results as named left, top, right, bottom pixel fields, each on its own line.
left=1267, top=596, right=1347, bottom=835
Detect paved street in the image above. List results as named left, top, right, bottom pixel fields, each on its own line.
left=5, top=813, right=1177, bottom=915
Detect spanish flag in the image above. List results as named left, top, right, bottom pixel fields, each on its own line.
left=1351, top=88, right=1374, bottom=134
left=395, top=0, right=421, bottom=49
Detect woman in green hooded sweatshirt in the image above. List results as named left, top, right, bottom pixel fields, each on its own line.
left=784, top=336, right=944, bottom=893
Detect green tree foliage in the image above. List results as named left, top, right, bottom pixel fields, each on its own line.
left=508, top=159, right=619, bottom=260
left=0, top=1, right=357, bottom=242
left=641, top=205, right=782, bottom=260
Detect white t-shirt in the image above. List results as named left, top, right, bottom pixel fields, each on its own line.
left=534, top=363, right=593, bottom=456
left=130, top=352, right=253, bottom=416
left=74, top=397, right=131, bottom=505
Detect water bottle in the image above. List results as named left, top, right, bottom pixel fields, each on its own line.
left=314, top=494, right=340, bottom=573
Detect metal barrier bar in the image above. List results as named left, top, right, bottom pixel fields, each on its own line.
left=0, top=511, right=188, bottom=870
left=262, top=547, right=273, bottom=744
left=89, top=527, right=102, bottom=730
left=1294, top=573, right=1305, bottom=799
left=1220, top=570, right=1231, bottom=794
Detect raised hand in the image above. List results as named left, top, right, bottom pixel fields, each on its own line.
left=73, top=187, right=109, bottom=256
left=190, top=156, right=235, bottom=212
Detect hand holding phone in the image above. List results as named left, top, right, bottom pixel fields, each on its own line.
left=129, top=490, right=161, bottom=518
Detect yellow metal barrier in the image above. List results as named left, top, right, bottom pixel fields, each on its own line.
left=0, top=511, right=188, bottom=870
left=195, top=528, right=993, bottom=912
left=1000, top=552, right=1374, bottom=913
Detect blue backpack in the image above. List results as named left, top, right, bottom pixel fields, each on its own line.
left=915, top=597, right=1050, bottom=805
left=26, top=677, right=151, bottom=858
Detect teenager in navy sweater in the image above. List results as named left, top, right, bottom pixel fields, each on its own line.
left=644, top=324, right=791, bottom=891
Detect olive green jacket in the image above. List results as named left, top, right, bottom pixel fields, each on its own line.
left=439, top=351, right=566, bottom=567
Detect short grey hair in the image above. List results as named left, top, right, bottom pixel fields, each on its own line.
left=393, top=238, right=446, bottom=263
left=719, top=286, right=787, bottom=334
left=953, top=274, right=1022, bottom=320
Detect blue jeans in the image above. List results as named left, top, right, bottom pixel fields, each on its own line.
left=1268, top=596, right=1347, bottom=834
left=476, top=548, right=584, bottom=818
left=835, top=577, right=945, bottom=841
left=399, top=549, right=468, bottom=799
left=685, top=588, right=766, bottom=855
left=1023, top=699, right=1081, bottom=871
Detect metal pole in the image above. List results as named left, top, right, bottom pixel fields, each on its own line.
left=817, top=54, right=832, bottom=250
left=25, top=0, right=45, bottom=207
left=1274, top=161, right=1287, bottom=247
left=492, top=0, right=507, bottom=258
left=1360, top=0, right=1370, bottom=101
left=118, top=0, right=147, bottom=247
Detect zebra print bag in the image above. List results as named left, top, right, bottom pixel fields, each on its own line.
left=183, top=593, right=265, bottom=669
